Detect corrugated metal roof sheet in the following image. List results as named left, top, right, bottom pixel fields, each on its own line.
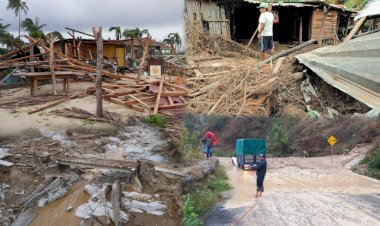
left=355, top=0, right=380, bottom=20
left=296, top=32, right=380, bottom=111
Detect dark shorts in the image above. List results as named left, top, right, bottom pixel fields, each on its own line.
left=257, top=175, right=265, bottom=192
left=261, top=36, right=274, bottom=52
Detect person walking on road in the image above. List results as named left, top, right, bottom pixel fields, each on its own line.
left=202, top=131, right=218, bottom=159
left=257, top=2, right=275, bottom=60
left=256, top=154, right=267, bottom=198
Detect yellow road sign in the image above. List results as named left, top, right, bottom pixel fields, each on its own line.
left=328, top=136, right=337, bottom=146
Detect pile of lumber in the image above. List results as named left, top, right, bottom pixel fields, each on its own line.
left=86, top=77, right=189, bottom=115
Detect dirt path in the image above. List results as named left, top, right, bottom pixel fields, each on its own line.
left=204, top=146, right=380, bottom=226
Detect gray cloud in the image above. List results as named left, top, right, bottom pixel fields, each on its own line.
left=0, top=0, right=185, bottom=40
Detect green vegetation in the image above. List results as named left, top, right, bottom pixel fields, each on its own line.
left=360, top=147, right=380, bottom=179
left=268, top=119, right=292, bottom=157
left=82, top=118, right=95, bottom=126
left=144, top=114, right=166, bottom=126
left=179, top=127, right=202, bottom=161
left=181, top=166, right=231, bottom=226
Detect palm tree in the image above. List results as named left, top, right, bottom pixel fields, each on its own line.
left=7, top=0, right=28, bottom=39
left=46, top=31, right=64, bottom=42
left=21, top=17, right=46, bottom=40
left=122, top=27, right=150, bottom=59
left=1, top=32, right=24, bottom=51
left=0, top=20, right=11, bottom=43
left=109, top=26, right=121, bottom=40
left=163, top=32, right=183, bottom=68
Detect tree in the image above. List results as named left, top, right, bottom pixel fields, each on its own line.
left=21, top=17, right=47, bottom=40
left=122, top=27, right=149, bottom=59
left=7, top=0, right=28, bottom=39
left=1, top=33, right=24, bottom=51
left=109, top=26, right=121, bottom=40
left=46, top=31, right=64, bottom=42
left=163, top=32, right=184, bottom=68
left=0, top=20, right=11, bottom=44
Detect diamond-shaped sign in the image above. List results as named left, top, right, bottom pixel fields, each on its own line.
left=328, top=136, right=337, bottom=146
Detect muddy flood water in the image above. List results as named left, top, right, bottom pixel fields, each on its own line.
left=30, top=180, right=88, bottom=226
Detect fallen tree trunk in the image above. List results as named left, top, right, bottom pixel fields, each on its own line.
left=255, top=39, right=317, bottom=69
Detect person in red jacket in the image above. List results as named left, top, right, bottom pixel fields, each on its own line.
left=202, top=131, right=218, bottom=159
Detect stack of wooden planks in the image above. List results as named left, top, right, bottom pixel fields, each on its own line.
left=86, top=78, right=189, bottom=115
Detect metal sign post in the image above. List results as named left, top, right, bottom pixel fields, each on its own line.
left=327, top=136, right=337, bottom=163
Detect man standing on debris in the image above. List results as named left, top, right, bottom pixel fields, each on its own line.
left=202, top=131, right=218, bottom=159
left=255, top=154, right=267, bottom=198
left=257, top=2, right=274, bottom=60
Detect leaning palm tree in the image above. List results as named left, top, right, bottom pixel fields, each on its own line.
left=7, top=0, right=28, bottom=39
left=2, top=32, right=24, bottom=51
left=123, top=27, right=150, bottom=59
left=163, top=32, right=184, bottom=68
left=109, top=26, right=121, bottom=40
left=21, top=17, right=47, bottom=40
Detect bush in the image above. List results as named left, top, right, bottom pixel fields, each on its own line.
left=144, top=114, right=166, bottom=126
left=179, top=128, right=202, bottom=161
left=363, top=148, right=380, bottom=170
left=182, top=195, right=202, bottom=226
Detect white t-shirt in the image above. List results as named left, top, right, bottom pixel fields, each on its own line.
left=258, top=12, right=274, bottom=36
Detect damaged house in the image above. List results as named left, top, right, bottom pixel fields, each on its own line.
left=185, top=0, right=356, bottom=43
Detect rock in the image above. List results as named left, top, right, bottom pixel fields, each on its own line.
left=281, top=104, right=308, bottom=119
left=75, top=200, right=128, bottom=222
left=122, top=199, right=167, bottom=214
left=123, top=192, right=152, bottom=202
left=66, top=206, right=73, bottom=212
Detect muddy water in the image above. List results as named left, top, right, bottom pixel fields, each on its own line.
left=220, top=157, right=380, bottom=209
left=30, top=180, right=88, bottom=226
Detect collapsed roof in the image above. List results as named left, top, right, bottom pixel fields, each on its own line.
left=296, top=31, right=380, bottom=111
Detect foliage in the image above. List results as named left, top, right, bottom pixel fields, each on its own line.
left=7, top=0, right=28, bottom=38
left=181, top=166, right=231, bottom=225
left=179, top=127, right=202, bottom=161
left=181, top=195, right=202, bottom=226
left=109, top=26, right=122, bottom=40
left=163, top=32, right=182, bottom=51
left=122, top=27, right=149, bottom=40
left=21, top=17, right=46, bottom=40
left=144, top=114, right=166, bottom=126
left=82, top=119, right=95, bottom=125
left=46, top=31, right=64, bottom=41
left=267, top=119, right=292, bottom=156
left=362, top=148, right=380, bottom=170
left=344, top=0, right=368, bottom=9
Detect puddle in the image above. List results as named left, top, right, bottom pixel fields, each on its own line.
left=30, top=180, right=89, bottom=226
left=40, top=130, right=77, bottom=148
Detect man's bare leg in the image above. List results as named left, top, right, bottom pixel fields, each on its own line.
left=255, top=191, right=259, bottom=198
left=259, top=52, right=266, bottom=60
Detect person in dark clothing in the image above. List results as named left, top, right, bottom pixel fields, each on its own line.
left=256, top=154, right=267, bottom=198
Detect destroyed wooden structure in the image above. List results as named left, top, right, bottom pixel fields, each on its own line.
left=185, top=0, right=356, bottom=43
left=0, top=35, right=189, bottom=115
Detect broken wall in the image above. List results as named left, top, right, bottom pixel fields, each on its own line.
left=185, top=0, right=230, bottom=38
left=311, top=8, right=338, bottom=40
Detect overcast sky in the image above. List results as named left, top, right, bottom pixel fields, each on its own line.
left=0, top=0, right=185, bottom=41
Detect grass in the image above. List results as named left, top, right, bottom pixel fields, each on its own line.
left=144, top=114, right=166, bottom=127
left=181, top=166, right=231, bottom=225
left=82, top=118, right=95, bottom=125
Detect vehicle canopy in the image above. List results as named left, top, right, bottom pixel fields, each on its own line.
left=235, top=139, right=266, bottom=156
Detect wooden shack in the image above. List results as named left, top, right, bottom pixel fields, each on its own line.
left=185, top=0, right=355, bottom=43
left=54, top=38, right=172, bottom=67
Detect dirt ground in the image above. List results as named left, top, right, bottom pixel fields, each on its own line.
left=204, top=144, right=380, bottom=226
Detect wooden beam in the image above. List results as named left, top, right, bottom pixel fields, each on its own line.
left=345, top=16, right=367, bottom=42
left=49, top=38, right=57, bottom=95
left=28, top=92, right=86, bottom=114
left=92, top=27, right=104, bottom=117
left=153, top=75, right=165, bottom=114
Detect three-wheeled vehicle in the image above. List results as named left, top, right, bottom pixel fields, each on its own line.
left=235, top=139, right=266, bottom=170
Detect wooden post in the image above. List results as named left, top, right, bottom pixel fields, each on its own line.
left=29, top=38, right=35, bottom=73
left=92, top=27, right=104, bottom=117
left=345, top=16, right=367, bottom=42
left=299, top=16, right=303, bottom=44
left=72, top=31, right=77, bottom=58
left=153, top=75, right=164, bottom=114
left=49, top=38, right=57, bottom=95
left=318, top=7, right=329, bottom=47
left=137, top=37, right=152, bottom=83
left=111, top=181, right=122, bottom=226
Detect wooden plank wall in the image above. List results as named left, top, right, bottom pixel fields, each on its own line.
left=311, top=8, right=338, bottom=40
left=185, top=0, right=231, bottom=39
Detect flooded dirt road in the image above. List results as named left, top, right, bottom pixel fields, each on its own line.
left=204, top=148, right=380, bottom=226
